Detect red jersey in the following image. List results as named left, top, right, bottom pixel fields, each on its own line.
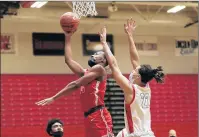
left=80, top=70, right=107, bottom=112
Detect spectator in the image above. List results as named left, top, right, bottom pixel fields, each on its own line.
left=46, top=119, right=64, bottom=137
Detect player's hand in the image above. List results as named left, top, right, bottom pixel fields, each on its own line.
left=124, top=18, right=136, bottom=35
left=98, top=26, right=107, bottom=44
left=35, top=97, right=54, bottom=106
left=64, top=30, right=75, bottom=37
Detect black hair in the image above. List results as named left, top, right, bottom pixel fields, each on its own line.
left=139, top=65, right=165, bottom=84
left=46, top=118, right=64, bottom=136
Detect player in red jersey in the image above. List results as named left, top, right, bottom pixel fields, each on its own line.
left=36, top=32, right=114, bottom=137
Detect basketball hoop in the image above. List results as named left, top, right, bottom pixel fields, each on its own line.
left=72, top=1, right=98, bottom=19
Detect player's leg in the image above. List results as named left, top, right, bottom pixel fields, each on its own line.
left=84, top=117, right=93, bottom=137
left=87, top=108, right=114, bottom=137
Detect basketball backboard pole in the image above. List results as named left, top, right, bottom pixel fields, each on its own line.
left=131, top=5, right=149, bottom=21
left=149, top=6, right=164, bottom=21
left=64, top=2, right=72, bottom=9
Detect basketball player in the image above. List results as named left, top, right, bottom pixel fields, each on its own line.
left=46, top=118, right=64, bottom=137
left=36, top=32, right=114, bottom=137
left=98, top=18, right=164, bottom=137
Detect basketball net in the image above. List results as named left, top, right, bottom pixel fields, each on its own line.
left=72, top=1, right=98, bottom=19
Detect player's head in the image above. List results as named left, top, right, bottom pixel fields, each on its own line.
left=169, top=129, right=177, bottom=137
left=88, top=51, right=108, bottom=67
left=129, top=65, right=164, bottom=85
left=46, top=118, right=64, bottom=137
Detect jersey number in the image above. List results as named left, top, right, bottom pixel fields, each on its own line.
left=140, top=93, right=150, bottom=109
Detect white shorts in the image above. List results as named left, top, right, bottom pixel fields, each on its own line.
left=116, top=128, right=155, bottom=137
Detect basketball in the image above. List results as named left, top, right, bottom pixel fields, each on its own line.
left=60, top=12, right=80, bottom=33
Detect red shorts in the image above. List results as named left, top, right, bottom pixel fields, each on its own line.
left=84, top=108, right=114, bottom=137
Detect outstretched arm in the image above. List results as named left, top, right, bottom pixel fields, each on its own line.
left=124, top=18, right=140, bottom=69
left=98, top=27, right=118, bottom=70
left=64, top=33, right=85, bottom=77
left=35, top=65, right=104, bottom=106
left=99, top=26, right=133, bottom=102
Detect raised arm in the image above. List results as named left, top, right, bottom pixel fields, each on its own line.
left=64, top=33, right=85, bottom=77
left=98, top=26, right=118, bottom=70
left=124, top=18, right=140, bottom=69
left=35, top=65, right=105, bottom=106
left=99, top=26, right=133, bottom=103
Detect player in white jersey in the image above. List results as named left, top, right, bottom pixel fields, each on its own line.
left=98, top=18, right=165, bottom=137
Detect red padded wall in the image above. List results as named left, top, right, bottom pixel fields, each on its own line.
left=149, top=74, right=198, bottom=137
left=1, top=74, right=198, bottom=137
left=1, top=74, right=85, bottom=137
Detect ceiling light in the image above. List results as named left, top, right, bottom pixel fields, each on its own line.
left=31, top=2, right=47, bottom=8
left=167, top=5, right=186, bottom=13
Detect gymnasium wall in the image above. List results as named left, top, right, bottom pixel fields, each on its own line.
left=1, top=14, right=198, bottom=74
left=1, top=74, right=198, bottom=137
left=1, top=6, right=198, bottom=137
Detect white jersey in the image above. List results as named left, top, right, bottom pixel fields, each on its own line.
left=117, top=82, right=155, bottom=137
left=122, top=83, right=155, bottom=137
left=116, top=69, right=155, bottom=137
